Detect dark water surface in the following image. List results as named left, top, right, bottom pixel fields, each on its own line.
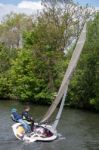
left=0, top=101, right=99, bottom=150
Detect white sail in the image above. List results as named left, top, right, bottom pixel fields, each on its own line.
left=41, top=23, right=87, bottom=124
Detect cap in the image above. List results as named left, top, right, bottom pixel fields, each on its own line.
left=11, top=108, right=17, bottom=113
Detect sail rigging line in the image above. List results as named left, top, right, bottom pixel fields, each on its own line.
left=40, top=23, right=87, bottom=124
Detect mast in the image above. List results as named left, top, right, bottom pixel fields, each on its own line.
left=52, top=83, right=69, bottom=129
left=41, top=23, right=87, bottom=124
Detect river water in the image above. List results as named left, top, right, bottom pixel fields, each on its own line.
left=0, top=100, right=99, bottom=150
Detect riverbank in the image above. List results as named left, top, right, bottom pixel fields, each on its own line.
left=0, top=99, right=99, bottom=114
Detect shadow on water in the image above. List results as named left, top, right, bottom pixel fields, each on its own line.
left=0, top=100, right=99, bottom=150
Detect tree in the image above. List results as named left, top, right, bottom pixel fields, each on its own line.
left=67, top=12, right=99, bottom=110
left=0, top=13, right=33, bottom=48
left=0, top=43, right=12, bottom=98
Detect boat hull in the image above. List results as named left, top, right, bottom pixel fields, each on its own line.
left=12, top=123, right=57, bottom=143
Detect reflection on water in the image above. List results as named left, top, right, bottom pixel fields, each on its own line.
left=0, top=100, right=99, bottom=150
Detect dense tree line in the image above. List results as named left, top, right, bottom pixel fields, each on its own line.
left=67, top=13, right=99, bottom=110
left=0, top=1, right=98, bottom=110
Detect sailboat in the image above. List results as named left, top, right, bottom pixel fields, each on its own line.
left=12, top=23, right=86, bottom=143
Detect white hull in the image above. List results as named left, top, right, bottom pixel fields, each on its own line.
left=12, top=123, right=57, bottom=143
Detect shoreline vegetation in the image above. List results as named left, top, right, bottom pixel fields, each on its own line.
left=0, top=1, right=99, bottom=111
left=0, top=99, right=99, bottom=114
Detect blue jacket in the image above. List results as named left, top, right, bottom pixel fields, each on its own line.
left=12, top=112, right=22, bottom=121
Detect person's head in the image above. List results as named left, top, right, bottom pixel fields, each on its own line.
left=11, top=108, right=17, bottom=113
left=24, top=106, right=30, bottom=112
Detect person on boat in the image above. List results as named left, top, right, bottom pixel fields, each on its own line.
left=22, top=106, right=34, bottom=131
left=11, top=108, right=31, bottom=133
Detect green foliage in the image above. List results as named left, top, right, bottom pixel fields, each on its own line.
left=9, top=41, right=67, bottom=102
left=0, top=9, right=69, bottom=103
left=0, top=13, right=33, bottom=49
left=0, top=75, right=10, bottom=98
left=0, top=3, right=98, bottom=112
left=0, top=43, right=13, bottom=98
left=67, top=12, right=99, bottom=110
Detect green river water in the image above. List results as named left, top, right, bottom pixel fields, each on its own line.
left=0, top=100, right=99, bottom=150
